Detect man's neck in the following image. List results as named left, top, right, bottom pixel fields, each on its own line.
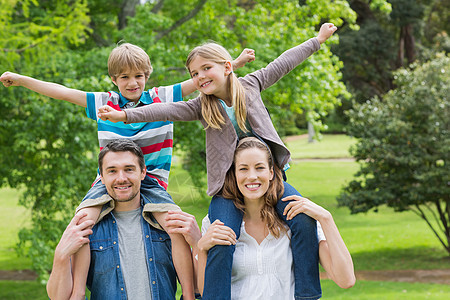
left=113, top=194, right=141, bottom=212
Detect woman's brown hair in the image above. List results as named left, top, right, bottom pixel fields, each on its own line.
left=222, top=137, right=286, bottom=238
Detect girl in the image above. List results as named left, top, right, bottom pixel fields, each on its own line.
left=196, top=137, right=355, bottom=299
left=98, top=23, right=337, bottom=300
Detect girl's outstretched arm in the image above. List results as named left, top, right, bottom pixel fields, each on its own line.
left=282, top=195, right=356, bottom=288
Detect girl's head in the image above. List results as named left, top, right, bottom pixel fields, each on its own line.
left=222, top=137, right=286, bottom=237
left=108, top=43, right=153, bottom=81
left=186, top=42, right=248, bottom=133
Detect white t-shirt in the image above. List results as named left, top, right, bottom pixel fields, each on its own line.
left=201, top=216, right=325, bottom=300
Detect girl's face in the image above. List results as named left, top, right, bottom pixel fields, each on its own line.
left=112, top=68, right=147, bottom=102
left=188, top=56, right=232, bottom=101
left=235, top=147, right=274, bottom=203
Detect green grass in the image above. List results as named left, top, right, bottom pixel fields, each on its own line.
left=1, top=134, right=449, bottom=299
left=285, top=134, right=356, bottom=159
left=0, top=188, right=31, bottom=270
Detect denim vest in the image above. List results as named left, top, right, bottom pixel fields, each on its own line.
left=86, top=205, right=177, bottom=299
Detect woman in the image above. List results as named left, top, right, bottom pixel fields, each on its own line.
left=195, top=137, right=355, bottom=299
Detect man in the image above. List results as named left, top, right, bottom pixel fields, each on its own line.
left=47, top=139, right=178, bottom=299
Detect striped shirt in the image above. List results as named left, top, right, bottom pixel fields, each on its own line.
left=85, top=84, right=182, bottom=189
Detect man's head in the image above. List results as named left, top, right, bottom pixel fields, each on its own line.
left=99, top=140, right=146, bottom=204
left=108, top=43, right=152, bottom=102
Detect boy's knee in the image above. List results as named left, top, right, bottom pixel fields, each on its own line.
left=77, top=206, right=102, bottom=225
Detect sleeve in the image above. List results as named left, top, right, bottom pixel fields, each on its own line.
left=148, top=83, right=183, bottom=104
left=125, top=97, right=203, bottom=123
left=85, top=92, right=120, bottom=121
left=241, top=37, right=320, bottom=92
left=317, top=221, right=326, bottom=242
left=201, top=215, right=211, bottom=236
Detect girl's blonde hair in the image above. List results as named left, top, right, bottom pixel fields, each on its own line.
left=222, top=137, right=286, bottom=238
left=186, top=43, right=248, bottom=132
left=108, top=43, right=153, bottom=80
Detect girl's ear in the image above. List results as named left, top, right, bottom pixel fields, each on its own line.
left=224, top=61, right=233, bottom=76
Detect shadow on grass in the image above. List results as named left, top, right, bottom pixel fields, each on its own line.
left=352, top=246, right=450, bottom=271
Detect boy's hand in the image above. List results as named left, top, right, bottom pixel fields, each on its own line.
left=97, top=105, right=127, bottom=122
left=317, top=23, right=337, bottom=44
left=0, top=71, right=21, bottom=87
left=232, top=48, right=256, bottom=70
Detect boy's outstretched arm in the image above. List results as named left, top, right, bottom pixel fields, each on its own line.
left=0, top=71, right=87, bottom=107
left=180, top=48, right=255, bottom=97
left=316, top=23, right=338, bottom=44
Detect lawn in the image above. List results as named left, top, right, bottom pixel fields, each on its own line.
left=1, top=134, right=449, bottom=299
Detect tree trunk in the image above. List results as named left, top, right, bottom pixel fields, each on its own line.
left=118, top=0, right=140, bottom=30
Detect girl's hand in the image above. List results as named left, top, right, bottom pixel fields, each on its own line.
left=0, top=71, right=21, bottom=87
left=97, top=105, right=126, bottom=122
left=197, top=220, right=237, bottom=253
left=232, top=48, right=256, bottom=69
left=317, top=23, right=338, bottom=44
left=282, top=195, right=331, bottom=221
left=165, top=210, right=201, bottom=248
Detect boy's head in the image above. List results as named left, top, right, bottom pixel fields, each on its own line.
left=108, top=43, right=153, bottom=81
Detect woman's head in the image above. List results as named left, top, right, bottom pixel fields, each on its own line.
left=185, top=42, right=248, bottom=133
left=222, top=137, right=285, bottom=237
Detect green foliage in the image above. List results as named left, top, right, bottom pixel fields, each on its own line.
left=338, top=54, right=450, bottom=254
left=0, top=0, right=356, bottom=280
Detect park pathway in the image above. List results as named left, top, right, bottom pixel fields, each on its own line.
left=1, top=269, right=450, bottom=284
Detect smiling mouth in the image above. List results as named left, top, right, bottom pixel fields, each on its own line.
left=127, top=88, right=139, bottom=92
left=245, top=183, right=261, bottom=190
left=115, top=185, right=131, bottom=190
left=200, top=81, right=211, bottom=88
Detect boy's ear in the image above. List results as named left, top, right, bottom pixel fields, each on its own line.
left=224, top=61, right=233, bottom=75
left=111, top=77, right=117, bottom=86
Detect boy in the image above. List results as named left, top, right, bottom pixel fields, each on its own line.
left=0, top=43, right=254, bottom=299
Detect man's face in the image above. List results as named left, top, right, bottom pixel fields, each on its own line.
left=101, top=151, right=146, bottom=206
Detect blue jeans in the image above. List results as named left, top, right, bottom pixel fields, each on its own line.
left=203, top=181, right=321, bottom=300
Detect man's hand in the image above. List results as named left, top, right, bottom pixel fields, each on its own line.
left=54, top=212, right=94, bottom=261
left=165, top=210, right=202, bottom=248
left=97, top=105, right=127, bottom=122
left=317, top=23, right=338, bottom=44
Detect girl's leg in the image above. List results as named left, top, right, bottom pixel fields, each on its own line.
left=202, top=195, right=243, bottom=300
left=276, top=181, right=321, bottom=300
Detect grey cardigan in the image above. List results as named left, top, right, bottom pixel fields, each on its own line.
left=126, top=37, right=321, bottom=196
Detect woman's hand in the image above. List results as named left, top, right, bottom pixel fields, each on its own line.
left=232, top=48, right=256, bottom=70
left=282, top=195, right=331, bottom=221
left=97, top=105, right=127, bottom=122
left=197, top=220, right=237, bottom=253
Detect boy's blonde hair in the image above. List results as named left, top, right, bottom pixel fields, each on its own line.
left=108, top=43, right=153, bottom=79
left=186, top=42, right=248, bottom=132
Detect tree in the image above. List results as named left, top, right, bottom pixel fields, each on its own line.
left=0, top=0, right=361, bottom=279
left=338, top=54, right=450, bottom=254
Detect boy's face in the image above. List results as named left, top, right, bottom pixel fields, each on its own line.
left=112, top=69, right=147, bottom=102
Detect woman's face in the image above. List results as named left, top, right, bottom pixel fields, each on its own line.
left=234, top=147, right=274, bottom=203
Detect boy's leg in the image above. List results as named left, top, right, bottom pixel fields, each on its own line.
left=139, top=177, right=194, bottom=299
left=71, top=180, right=107, bottom=299
left=276, top=181, right=321, bottom=300
left=202, top=195, right=243, bottom=300
left=153, top=211, right=195, bottom=300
